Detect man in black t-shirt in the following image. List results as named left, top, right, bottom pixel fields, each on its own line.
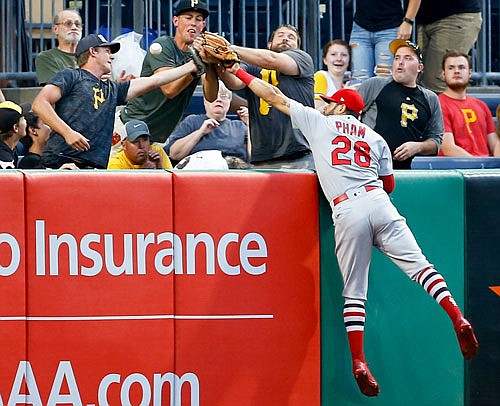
left=358, top=40, right=443, bottom=169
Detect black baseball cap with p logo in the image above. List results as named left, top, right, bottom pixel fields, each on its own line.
left=174, top=0, right=209, bottom=19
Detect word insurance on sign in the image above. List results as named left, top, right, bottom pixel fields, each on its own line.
left=0, top=220, right=269, bottom=277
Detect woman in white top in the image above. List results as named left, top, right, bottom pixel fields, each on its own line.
left=314, top=39, right=351, bottom=110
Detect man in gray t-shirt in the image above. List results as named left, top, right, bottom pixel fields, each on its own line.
left=220, top=24, right=315, bottom=169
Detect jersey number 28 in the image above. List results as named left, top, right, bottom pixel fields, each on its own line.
left=331, top=135, right=371, bottom=167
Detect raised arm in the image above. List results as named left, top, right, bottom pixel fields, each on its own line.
left=125, top=60, right=198, bottom=101
left=201, top=63, right=219, bottom=102
left=231, top=45, right=300, bottom=76
left=153, top=66, right=194, bottom=100
left=218, top=67, right=246, bottom=91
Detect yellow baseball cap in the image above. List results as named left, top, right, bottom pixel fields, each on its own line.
left=389, top=39, right=423, bottom=62
left=0, top=101, right=30, bottom=132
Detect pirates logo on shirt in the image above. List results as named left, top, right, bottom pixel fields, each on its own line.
left=258, top=69, right=278, bottom=115
left=461, top=108, right=477, bottom=134
left=400, top=103, right=418, bottom=127
left=93, top=87, right=105, bottom=110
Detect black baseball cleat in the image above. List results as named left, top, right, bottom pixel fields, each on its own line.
left=353, top=359, right=380, bottom=397
left=454, top=317, right=479, bottom=360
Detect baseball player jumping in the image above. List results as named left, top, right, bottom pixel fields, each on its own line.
left=225, top=63, right=479, bottom=397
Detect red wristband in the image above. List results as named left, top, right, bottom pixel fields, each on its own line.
left=235, top=68, right=256, bottom=86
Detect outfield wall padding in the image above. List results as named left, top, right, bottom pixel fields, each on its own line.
left=1, top=170, right=499, bottom=405
left=0, top=170, right=321, bottom=406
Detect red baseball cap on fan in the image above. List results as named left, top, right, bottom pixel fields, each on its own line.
left=320, top=88, right=365, bottom=115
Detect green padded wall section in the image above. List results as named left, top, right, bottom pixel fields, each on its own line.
left=321, top=171, right=466, bottom=406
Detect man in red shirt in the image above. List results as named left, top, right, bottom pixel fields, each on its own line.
left=438, top=50, right=499, bottom=156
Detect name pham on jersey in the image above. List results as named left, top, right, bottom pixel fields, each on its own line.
left=335, top=120, right=366, bottom=138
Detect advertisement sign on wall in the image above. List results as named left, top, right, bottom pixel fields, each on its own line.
left=0, top=171, right=320, bottom=406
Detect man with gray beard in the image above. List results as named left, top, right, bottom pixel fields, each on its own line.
left=35, top=9, right=83, bottom=85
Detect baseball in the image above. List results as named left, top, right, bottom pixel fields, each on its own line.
left=149, top=43, right=162, bottom=55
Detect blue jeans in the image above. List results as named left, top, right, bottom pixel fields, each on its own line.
left=349, top=22, right=396, bottom=80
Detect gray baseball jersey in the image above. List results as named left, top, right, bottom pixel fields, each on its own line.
left=289, top=100, right=391, bottom=202
left=289, top=100, right=433, bottom=300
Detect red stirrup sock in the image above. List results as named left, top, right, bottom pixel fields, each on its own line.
left=347, top=331, right=365, bottom=362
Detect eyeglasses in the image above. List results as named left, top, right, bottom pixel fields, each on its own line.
left=56, top=20, right=83, bottom=28
left=218, top=93, right=231, bottom=100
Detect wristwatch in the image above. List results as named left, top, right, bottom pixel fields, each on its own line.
left=403, top=17, right=414, bottom=24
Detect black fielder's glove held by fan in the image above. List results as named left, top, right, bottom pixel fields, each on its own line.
left=187, top=46, right=207, bottom=78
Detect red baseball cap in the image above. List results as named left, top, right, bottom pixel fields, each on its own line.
left=320, top=88, right=365, bottom=115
